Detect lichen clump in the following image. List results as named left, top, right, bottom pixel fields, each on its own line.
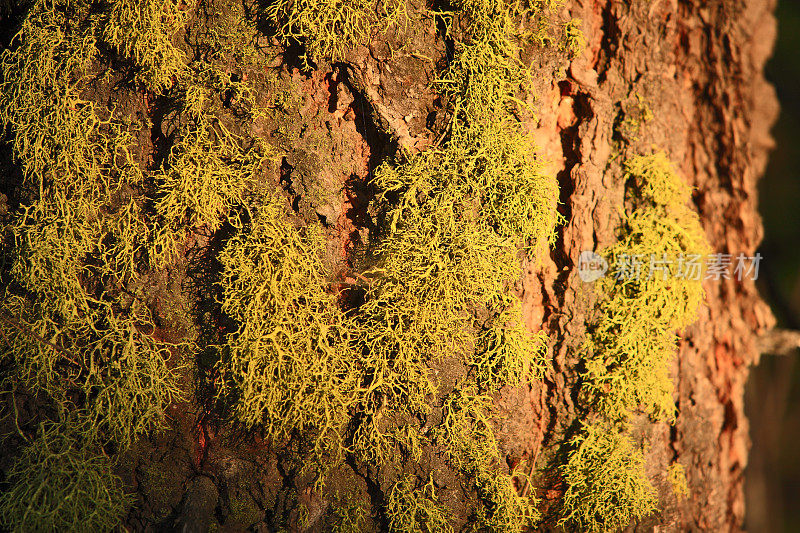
left=265, top=0, right=409, bottom=68
left=0, top=0, right=211, bottom=527
left=211, top=0, right=563, bottom=530
left=0, top=421, right=131, bottom=533
left=386, top=475, right=453, bottom=533
left=583, top=152, right=710, bottom=423
left=0, top=0, right=661, bottom=531
left=0, top=0, right=185, bottom=452
left=560, top=152, right=710, bottom=531
left=215, top=200, right=361, bottom=463
left=559, top=422, right=657, bottom=533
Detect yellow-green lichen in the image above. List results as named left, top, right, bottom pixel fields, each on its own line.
left=619, top=93, right=654, bottom=141
left=328, top=491, right=371, bottom=533
left=582, top=152, right=710, bottom=423
left=435, top=384, right=540, bottom=531
left=387, top=475, right=453, bottom=533
left=0, top=421, right=132, bottom=533
left=103, top=0, right=193, bottom=90
left=350, top=6, right=558, bottom=524
left=0, top=0, right=185, bottom=451
left=435, top=384, right=500, bottom=474
left=559, top=422, right=657, bottom=533
left=562, top=18, right=587, bottom=59
left=211, top=0, right=563, bottom=527
left=215, top=200, right=361, bottom=465
left=560, top=152, right=711, bottom=531
left=475, top=468, right=540, bottom=532
left=0, top=0, right=567, bottom=529
left=667, top=462, right=689, bottom=500
left=189, top=0, right=266, bottom=73
left=151, top=116, right=274, bottom=266
left=264, top=0, right=409, bottom=69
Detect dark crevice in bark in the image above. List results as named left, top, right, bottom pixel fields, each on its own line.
left=551, top=87, right=592, bottom=281
left=337, top=64, right=400, bottom=253
left=346, top=456, right=388, bottom=532
left=595, top=0, right=618, bottom=85
left=338, top=64, right=399, bottom=180
left=186, top=218, right=241, bottom=429
left=278, top=156, right=304, bottom=215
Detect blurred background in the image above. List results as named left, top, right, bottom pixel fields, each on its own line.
left=745, top=1, right=800, bottom=530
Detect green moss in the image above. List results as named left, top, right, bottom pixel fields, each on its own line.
left=387, top=475, right=453, bottom=533
left=362, top=153, right=522, bottom=360
left=264, top=0, right=408, bottom=69
left=228, top=489, right=264, bottom=526
left=1, top=278, right=185, bottom=449
left=215, top=200, right=361, bottom=464
left=559, top=422, right=657, bottom=533
left=582, top=152, right=710, bottom=423
left=141, top=461, right=181, bottom=520
left=0, top=0, right=195, bottom=517
left=0, top=421, right=131, bottom=533
left=103, top=0, right=192, bottom=90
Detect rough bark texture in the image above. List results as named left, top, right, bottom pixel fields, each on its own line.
left=527, top=1, right=778, bottom=531
left=0, top=0, right=778, bottom=531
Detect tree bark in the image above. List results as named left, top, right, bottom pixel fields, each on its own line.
left=322, top=0, right=780, bottom=529
left=539, top=1, right=778, bottom=530
left=0, top=0, right=779, bottom=531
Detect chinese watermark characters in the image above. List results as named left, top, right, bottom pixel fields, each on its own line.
left=577, top=251, right=762, bottom=282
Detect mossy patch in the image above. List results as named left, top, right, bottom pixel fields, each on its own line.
left=560, top=152, right=711, bottom=531
left=0, top=420, right=132, bottom=533
left=559, top=422, right=657, bottom=533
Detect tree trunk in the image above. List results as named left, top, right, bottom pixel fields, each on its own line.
left=527, top=1, right=778, bottom=531
left=0, top=0, right=778, bottom=531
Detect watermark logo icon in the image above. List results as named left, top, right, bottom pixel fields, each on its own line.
left=578, top=251, right=608, bottom=282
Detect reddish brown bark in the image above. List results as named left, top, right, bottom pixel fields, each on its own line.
left=525, top=0, right=778, bottom=530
